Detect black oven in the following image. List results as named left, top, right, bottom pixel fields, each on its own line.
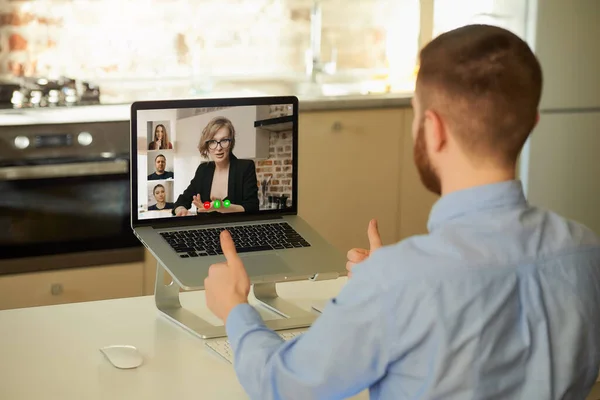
left=0, top=119, right=143, bottom=275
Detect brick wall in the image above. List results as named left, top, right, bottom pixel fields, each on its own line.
left=0, top=0, right=420, bottom=82
left=256, top=131, right=293, bottom=207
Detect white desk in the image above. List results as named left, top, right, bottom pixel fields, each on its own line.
left=2, top=277, right=599, bottom=400
left=0, top=277, right=368, bottom=400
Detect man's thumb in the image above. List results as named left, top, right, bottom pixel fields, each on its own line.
left=220, top=230, right=242, bottom=266
left=368, top=219, right=383, bottom=251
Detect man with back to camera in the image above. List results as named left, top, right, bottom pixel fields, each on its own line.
left=148, top=153, right=174, bottom=180
left=203, top=24, right=600, bottom=399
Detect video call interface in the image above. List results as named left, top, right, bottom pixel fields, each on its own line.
left=136, top=104, right=295, bottom=220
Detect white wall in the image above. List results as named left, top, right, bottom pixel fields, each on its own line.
left=526, top=112, right=600, bottom=235
left=520, top=0, right=600, bottom=235
left=531, top=0, right=600, bottom=110
left=136, top=108, right=178, bottom=209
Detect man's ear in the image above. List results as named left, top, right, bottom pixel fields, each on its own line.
left=535, top=111, right=540, bottom=126
left=424, top=109, right=447, bottom=153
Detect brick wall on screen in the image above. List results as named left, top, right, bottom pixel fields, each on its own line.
left=256, top=131, right=293, bottom=204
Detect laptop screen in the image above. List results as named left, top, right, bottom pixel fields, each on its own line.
left=131, top=97, right=298, bottom=225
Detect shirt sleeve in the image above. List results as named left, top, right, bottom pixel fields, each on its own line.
left=225, top=256, right=394, bottom=400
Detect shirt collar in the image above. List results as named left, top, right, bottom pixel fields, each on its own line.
left=427, top=180, right=528, bottom=232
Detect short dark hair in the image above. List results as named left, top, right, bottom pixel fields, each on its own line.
left=155, top=154, right=166, bottom=162
left=416, top=24, right=543, bottom=166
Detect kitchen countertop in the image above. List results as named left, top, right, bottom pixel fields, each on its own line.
left=298, top=91, right=412, bottom=111
left=0, top=92, right=412, bottom=126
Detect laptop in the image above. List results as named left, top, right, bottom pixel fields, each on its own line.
left=130, top=95, right=346, bottom=291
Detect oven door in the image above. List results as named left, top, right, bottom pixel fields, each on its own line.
left=0, top=157, right=143, bottom=274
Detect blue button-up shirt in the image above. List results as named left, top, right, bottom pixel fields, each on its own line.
left=226, top=180, right=600, bottom=399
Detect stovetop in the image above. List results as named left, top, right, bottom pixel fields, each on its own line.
left=0, top=76, right=101, bottom=109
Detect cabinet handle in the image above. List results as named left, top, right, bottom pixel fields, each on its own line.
left=50, top=283, right=64, bottom=296
left=332, top=121, right=342, bottom=131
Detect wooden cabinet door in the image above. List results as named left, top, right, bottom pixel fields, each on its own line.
left=298, top=108, right=404, bottom=253
left=0, top=262, right=144, bottom=310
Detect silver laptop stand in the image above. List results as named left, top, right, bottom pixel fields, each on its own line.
left=154, top=261, right=318, bottom=339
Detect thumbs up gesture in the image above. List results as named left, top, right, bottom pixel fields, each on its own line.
left=346, top=219, right=383, bottom=279
left=204, top=230, right=251, bottom=322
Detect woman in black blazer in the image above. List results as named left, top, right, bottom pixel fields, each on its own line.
left=172, top=116, right=259, bottom=216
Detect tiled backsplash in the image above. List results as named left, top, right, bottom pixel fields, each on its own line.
left=0, top=0, right=420, bottom=83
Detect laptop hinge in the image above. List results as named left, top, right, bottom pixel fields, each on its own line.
left=150, top=213, right=286, bottom=229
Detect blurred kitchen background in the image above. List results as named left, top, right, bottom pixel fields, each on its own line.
left=0, top=0, right=530, bottom=104
left=0, top=0, right=598, bottom=313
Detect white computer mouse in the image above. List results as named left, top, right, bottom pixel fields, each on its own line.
left=100, top=345, right=144, bottom=369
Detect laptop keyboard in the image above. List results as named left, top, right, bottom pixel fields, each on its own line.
left=160, top=222, right=311, bottom=258
left=206, top=330, right=305, bottom=364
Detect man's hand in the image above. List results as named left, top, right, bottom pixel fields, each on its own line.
left=204, top=230, right=251, bottom=322
left=346, top=219, right=383, bottom=278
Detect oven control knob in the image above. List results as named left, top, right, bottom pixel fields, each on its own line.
left=77, top=131, right=93, bottom=146
left=14, top=136, right=30, bottom=149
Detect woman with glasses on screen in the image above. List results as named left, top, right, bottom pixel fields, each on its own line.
left=172, top=116, right=259, bottom=216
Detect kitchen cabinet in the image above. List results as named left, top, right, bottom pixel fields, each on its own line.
left=297, top=107, right=438, bottom=253
left=0, top=262, right=144, bottom=310
left=297, top=107, right=405, bottom=252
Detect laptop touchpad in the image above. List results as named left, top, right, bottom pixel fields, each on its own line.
left=240, top=254, right=293, bottom=276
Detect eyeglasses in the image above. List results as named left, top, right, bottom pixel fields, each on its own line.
left=206, top=138, right=232, bottom=150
